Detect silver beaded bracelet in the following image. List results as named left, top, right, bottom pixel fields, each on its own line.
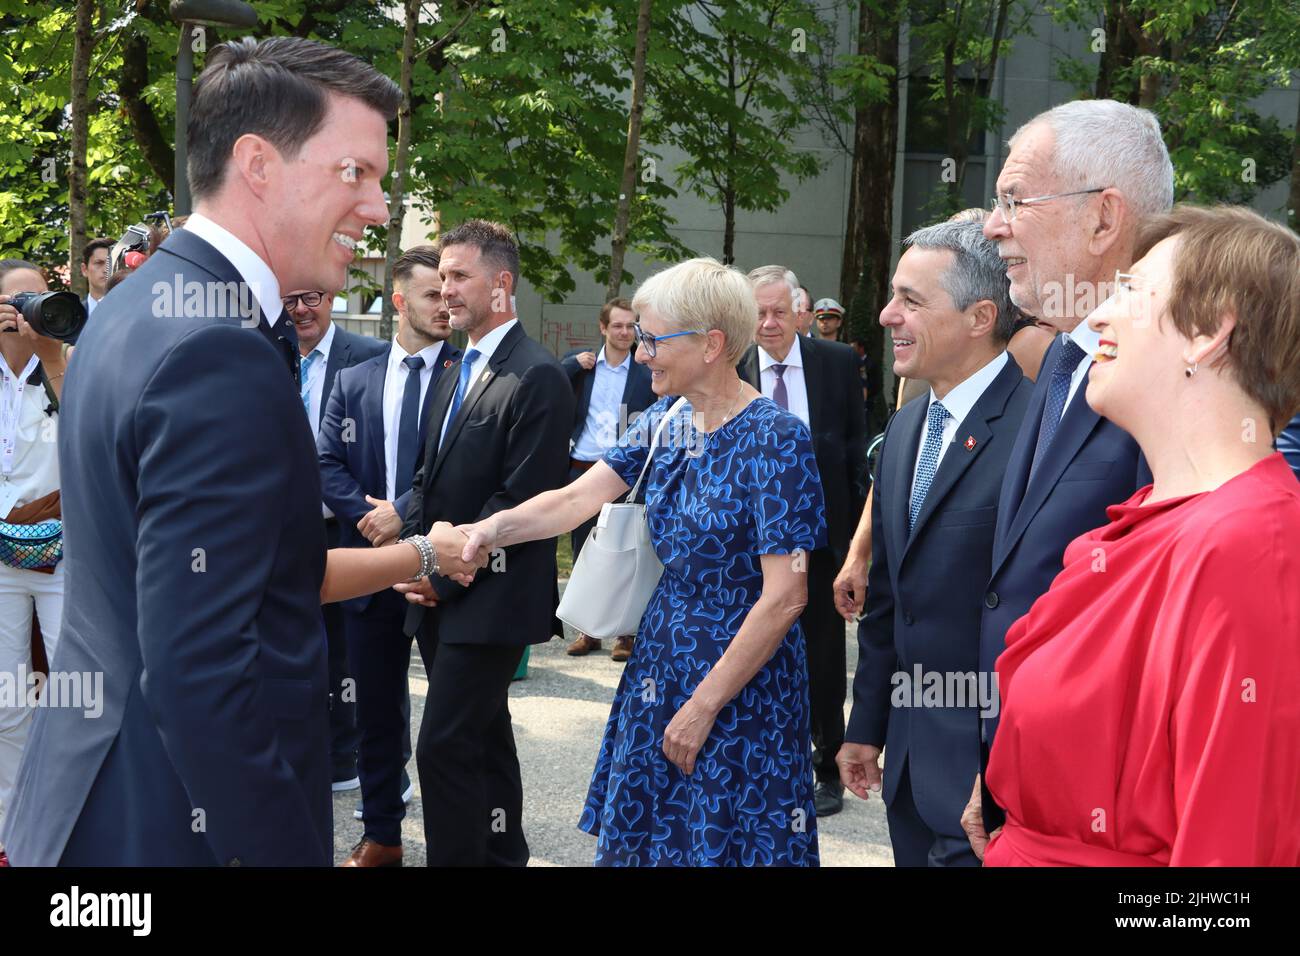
left=404, top=534, right=440, bottom=581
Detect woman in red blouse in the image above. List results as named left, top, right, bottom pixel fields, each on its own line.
left=981, top=205, right=1300, bottom=866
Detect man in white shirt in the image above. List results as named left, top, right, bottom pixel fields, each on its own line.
left=318, top=244, right=461, bottom=866
left=285, top=287, right=387, bottom=796
left=560, top=298, right=655, bottom=660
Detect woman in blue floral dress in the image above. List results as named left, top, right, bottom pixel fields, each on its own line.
left=459, top=257, right=827, bottom=866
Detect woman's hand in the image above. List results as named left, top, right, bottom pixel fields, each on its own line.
left=663, top=697, right=719, bottom=777
left=0, top=297, right=66, bottom=370
left=960, top=774, right=1000, bottom=861
left=455, top=516, right=499, bottom=566
left=428, top=520, right=487, bottom=585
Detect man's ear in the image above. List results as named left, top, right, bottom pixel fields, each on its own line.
left=1088, top=188, right=1127, bottom=257
left=230, top=133, right=275, bottom=199
left=969, top=299, right=998, bottom=340
left=391, top=290, right=407, bottom=317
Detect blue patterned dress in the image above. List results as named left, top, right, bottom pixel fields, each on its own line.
left=578, top=395, right=828, bottom=866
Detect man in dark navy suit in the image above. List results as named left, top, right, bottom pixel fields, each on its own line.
left=0, top=38, right=480, bottom=867
left=739, top=265, right=867, bottom=817
left=318, top=244, right=461, bottom=866
left=960, top=100, right=1171, bottom=856
left=286, top=287, right=387, bottom=795
left=838, top=221, right=1032, bottom=866
left=560, top=297, right=655, bottom=660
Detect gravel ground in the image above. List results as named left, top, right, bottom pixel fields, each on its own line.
left=331, top=610, right=894, bottom=867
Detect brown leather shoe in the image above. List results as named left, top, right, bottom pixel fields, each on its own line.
left=339, top=837, right=402, bottom=867
left=566, top=633, right=602, bottom=656
left=611, top=636, right=634, bottom=662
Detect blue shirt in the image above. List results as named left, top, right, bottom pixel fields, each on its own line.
left=572, top=347, right=631, bottom=461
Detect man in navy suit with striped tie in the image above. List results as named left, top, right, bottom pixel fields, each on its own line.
left=319, top=244, right=461, bottom=866
left=961, top=100, right=1169, bottom=857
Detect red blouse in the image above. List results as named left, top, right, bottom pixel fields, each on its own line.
left=985, top=453, right=1300, bottom=866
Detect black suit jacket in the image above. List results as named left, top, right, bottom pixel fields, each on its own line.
left=318, top=341, right=461, bottom=612
left=847, top=355, right=1032, bottom=834
left=401, top=322, right=574, bottom=645
left=561, top=346, right=656, bottom=451
left=739, top=337, right=867, bottom=560
left=1, top=227, right=331, bottom=866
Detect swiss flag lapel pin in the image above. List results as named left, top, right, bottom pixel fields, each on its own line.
left=964, top=435, right=977, bottom=451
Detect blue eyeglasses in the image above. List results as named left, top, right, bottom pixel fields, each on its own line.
left=633, top=323, right=702, bottom=358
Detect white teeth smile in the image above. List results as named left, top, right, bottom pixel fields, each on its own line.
left=1004, top=257, right=1027, bottom=267
left=893, top=338, right=914, bottom=347
left=1095, top=344, right=1118, bottom=362
left=332, top=233, right=357, bottom=251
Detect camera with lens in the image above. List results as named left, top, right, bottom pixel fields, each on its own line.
left=2, top=291, right=88, bottom=343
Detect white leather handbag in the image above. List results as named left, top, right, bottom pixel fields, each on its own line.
left=556, top=397, right=688, bottom=639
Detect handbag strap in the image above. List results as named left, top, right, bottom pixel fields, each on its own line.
left=626, top=396, right=689, bottom=503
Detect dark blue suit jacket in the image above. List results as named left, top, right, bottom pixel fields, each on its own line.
left=316, top=326, right=387, bottom=434
left=561, top=346, right=655, bottom=452
left=318, top=341, right=461, bottom=612
left=847, top=356, right=1031, bottom=834
left=1278, top=412, right=1300, bottom=482
left=979, top=335, right=1151, bottom=747
left=1, top=228, right=332, bottom=866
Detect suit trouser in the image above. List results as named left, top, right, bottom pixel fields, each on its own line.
left=802, top=548, right=846, bottom=784
left=885, top=762, right=981, bottom=868
left=0, top=562, right=64, bottom=817
left=344, top=588, right=414, bottom=846
left=324, top=521, right=360, bottom=773
left=414, top=616, right=528, bottom=867
left=569, top=463, right=599, bottom=567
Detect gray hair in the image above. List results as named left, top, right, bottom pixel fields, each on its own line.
left=747, top=264, right=800, bottom=308
left=904, top=220, right=1014, bottom=343
left=1011, top=100, right=1174, bottom=218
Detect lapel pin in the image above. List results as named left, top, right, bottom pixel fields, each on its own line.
left=443, top=359, right=453, bottom=368
left=964, top=435, right=977, bottom=451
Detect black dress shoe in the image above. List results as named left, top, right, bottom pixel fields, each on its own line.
left=814, top=781, right=844, bottom=817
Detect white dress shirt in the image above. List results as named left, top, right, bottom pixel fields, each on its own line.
left=300, top=321, right=337, bottom=437
left=912, top=351, right=1009, bottom=484
left=383, top=339, right=447, bottom=501
left=1060, top=320, right=1103, bottom=422
left=757, top=334, right=811, bottom=428
left=439, top=318, right=517, bottom=448
left=182, top=212, right=282, bottom=327
left=85, top=295, right=101, bottom=318
left=572, top=346, right=631, bottom=461
left=0, top=356, right=59, bottom=518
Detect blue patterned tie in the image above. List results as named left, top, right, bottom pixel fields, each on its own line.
left=299, top=348, right=321, bottom=416
left=395, top=354, right=425, bottom=496
left=909, top=401, right=950, bottom=531
left=1029, top=337, right=1087, bottom=482
left=442, top=348, right=481, bottom=443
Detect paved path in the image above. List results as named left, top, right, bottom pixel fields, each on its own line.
left=332, top=615, right=894, bottom=866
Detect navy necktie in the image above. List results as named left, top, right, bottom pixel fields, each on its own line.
left=1029, top=337, right=1087, bottom=482
left=395, top=354, right=425, bottom=496
left=910, top=401, right=950, bottom=531
left=771, top=363, right=789, bottom=410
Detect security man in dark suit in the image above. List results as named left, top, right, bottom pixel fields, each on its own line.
left=838, top=221, right=1032, bottom=866
left=318, top=244, right=462, bottom=866
left=287, top=287, right=387, bottom=794
left=560, top=296, right=656, bottom=660
left=739, top=265, right=867, bottom=817
left=396, top=220, right=574, bottom=867
left=962, top=101, right=1167, bottom=853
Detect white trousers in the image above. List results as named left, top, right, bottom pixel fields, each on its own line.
left=0, top=561, right=64, bottom=818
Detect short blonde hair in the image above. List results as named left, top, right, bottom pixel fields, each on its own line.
left=1134, top=204, right=1300, bottom=435
left=631, top=257, right=757, bottom=365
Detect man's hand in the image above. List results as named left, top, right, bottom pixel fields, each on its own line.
left=394, top=576, right=438, bottom=607
left=836, top=742, right=883, bottom=801
left=960, top=774, right=1000, bottom=861
left=833, top=556, right=869, bottom=622
left=358, top=495, right=402, bottom=547
left=575, top=350, right=596, bottom=371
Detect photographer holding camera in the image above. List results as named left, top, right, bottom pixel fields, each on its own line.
left=0, top=258, right=71, bottom=835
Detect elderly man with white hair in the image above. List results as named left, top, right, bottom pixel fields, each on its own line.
left=458, top=257, right=828, bottom=866
left=963, top=98, right=1170, bottom=855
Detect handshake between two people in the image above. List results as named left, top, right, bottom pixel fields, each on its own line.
left=390, top=517, right=504, bottom=608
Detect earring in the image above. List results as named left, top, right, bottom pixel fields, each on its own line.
left=1184, top=361, right=1198, bottom=378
